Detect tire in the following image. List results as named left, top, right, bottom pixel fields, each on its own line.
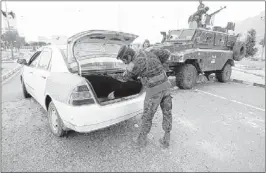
left=175, top=64, right=198, bottom=89
left=233, top=42, right=246, bottom=61
left=216, top=63, right=232, bottom=83
left=21, top=79, right=31, bottom=98
left=47, top=101, right=66, bottom=137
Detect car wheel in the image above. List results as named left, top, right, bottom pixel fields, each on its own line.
left=47, top=101, right=66, bottom=137
left=21, top=79, right=31, bottom=98
left=216, top=63, right=232, bottom=82
left=176, top=64, right=198, bottom=89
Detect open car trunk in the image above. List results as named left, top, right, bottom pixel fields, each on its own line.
left=83, top=73, right=143, bottom=105
left=67, top=30, right=142, bottom=105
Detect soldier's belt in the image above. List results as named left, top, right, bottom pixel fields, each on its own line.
left=147, top=72, right=166, bottom=84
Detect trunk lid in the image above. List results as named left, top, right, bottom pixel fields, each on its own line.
left=67, top=30, right=138, bottom=73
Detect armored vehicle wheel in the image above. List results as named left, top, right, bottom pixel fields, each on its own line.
left=176, top=64, right=197, bottom=89
left=233, top=42, right=246, bottom=61
left=216, top=63, right=232, bottom=82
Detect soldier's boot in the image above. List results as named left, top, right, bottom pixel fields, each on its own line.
left=132, top=135, right=148, bottom=148
left=204, top=73, right=212, bottom=81
left=159, top=131, right=170, bottom=149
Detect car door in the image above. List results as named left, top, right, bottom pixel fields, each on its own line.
left=214, top=33, right=229, bottom=70
left=22, top=51, right=42, bottom=97
left=34, top=48, right=53, bottom=108
left=195, top=30, right=215, bottom=71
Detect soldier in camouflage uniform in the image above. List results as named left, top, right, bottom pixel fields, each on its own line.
left=188, top=5, right=209, bottom=28
left=117, top=45, right=173, bottom=149
left=142, top=39, right=151, bottom=50
left=197, top=0, right=205, bottom=11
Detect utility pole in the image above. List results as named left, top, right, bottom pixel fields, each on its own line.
left=4, top=0, right=14, bottom=59
left=177, top=8, right=180, bottom=29
left=117, top=4, right=121, bottom=32
left=261, top=16, right=265, bottom=61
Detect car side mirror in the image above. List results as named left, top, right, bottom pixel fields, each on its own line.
left=17, top=59, right=27, bottom=65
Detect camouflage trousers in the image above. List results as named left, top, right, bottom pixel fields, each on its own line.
left=138, top=89, right=173, bottom=139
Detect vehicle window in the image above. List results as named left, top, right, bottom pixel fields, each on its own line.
left=28, top=51, right=41, bottom=66
left=206, top=33, right=215, bottom=44
left=167, top=29, right=195, bottom=41
left=194, top=30, right=202, bottom=41
left=215, top=33, right=227, bottom=46
left=73, top=43, right=121, bottom=59
left=198, top=31, right=214, bottom=45
left=168, top=30, right=182, bottom=41
left=178, top=29, right=195, bottom=40
left=38, top=49, right=52, bottom=70
left=227, top=35, right=236, bottom=47
left=29, top=51, right=42, bottom=68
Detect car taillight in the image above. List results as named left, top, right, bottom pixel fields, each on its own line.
left=68, top=82, right=95, bottom=106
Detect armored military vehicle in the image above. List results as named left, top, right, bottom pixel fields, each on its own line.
left=149, top=3, right=246, bottom=89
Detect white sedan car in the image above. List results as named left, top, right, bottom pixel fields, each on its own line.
left=17, top=30, right=145, bottom=137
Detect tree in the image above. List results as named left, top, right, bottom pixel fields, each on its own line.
left=29, top=41, right=47, bottom=47
left=1, top=30, right=19, bottom=48
left=38, top=42, right=47, bottom=46
left=2, top=30, right=27, bottom=52
left=14, top=36, right=26, bottom=51
left=245, top=29, right=258, bottom=57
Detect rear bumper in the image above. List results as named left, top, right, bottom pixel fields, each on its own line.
left=53, top=93, right=145, bottom=133
left=62, top=109, right=143, bottom=133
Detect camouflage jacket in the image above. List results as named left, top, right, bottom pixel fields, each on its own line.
left=122, top=50, right=171, bottom=97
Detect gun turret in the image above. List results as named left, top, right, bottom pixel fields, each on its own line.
left=209, top=6, right=226, bottom=17
left=204, top=6, right=226, bottom=26
left=160, top=32, right=167, bottom=43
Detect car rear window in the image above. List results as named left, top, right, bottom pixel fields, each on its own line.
left=73, top=43, right=121, bottom=59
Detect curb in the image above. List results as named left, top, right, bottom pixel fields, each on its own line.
left=231, top=78, right=265, bottom=88
left=207, top=74, right=265, bottom=88
left=1, top=65, right=22, bottom=84
left=2, top=60, right=17, bottom=63
left=168, top=75, right=265, bottom=89
left=232, top=67, right=265, bottom=78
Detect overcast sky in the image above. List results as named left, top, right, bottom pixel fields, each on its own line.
left=2, top=1, right=265, bottom=43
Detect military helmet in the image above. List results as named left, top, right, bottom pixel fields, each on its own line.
left=117, top=45, right=135, bottom=61
left=149, top=48, right=171, bottom=64
left=117, top=45, right=128, bottom=60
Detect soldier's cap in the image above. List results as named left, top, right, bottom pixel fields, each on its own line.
left=117, top=45, right=128, bottom=60
left=144, top=39, right=150, bottom=44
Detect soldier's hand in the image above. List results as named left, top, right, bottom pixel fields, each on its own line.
left=107, top=91, right=115, bottom=100
left=114, top=73, right=128, bottom=82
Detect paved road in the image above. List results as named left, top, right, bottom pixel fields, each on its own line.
left=2, top=73, right=265, bottom=172
left=1, top=62, right=19, bottom=75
